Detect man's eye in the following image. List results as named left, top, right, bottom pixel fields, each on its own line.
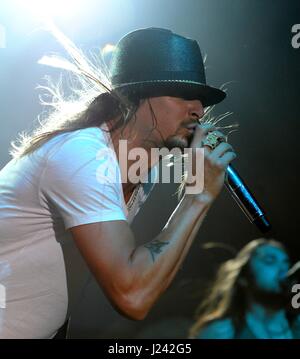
left=263, top=256, right=276, bottom=264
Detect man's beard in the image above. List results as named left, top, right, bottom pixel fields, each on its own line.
left=163, top=133, right=193, bottom=152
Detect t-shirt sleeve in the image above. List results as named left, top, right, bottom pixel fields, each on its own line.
left=39, top=130, right=127, bottom=229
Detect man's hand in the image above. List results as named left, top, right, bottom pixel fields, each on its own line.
left=186, top=124, right=236, bottom=203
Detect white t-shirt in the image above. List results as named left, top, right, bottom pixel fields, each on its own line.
left=0, top=126, right=157, bottom=338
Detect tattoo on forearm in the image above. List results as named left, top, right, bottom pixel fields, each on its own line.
left=144, top=240, right=169, bottom=262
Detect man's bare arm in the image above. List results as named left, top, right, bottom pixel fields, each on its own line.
left=70, top=192, right=211, bottom=320
left=70, top=126, right=236, bottom=320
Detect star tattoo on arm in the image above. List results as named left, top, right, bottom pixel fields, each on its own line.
left=144, top=240, right=169, bottom=263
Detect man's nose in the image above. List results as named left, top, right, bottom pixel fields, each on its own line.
left=188, top=99, right=204, bottom=119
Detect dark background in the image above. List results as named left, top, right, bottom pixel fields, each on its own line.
left=0, top=0, right=299, bottom=338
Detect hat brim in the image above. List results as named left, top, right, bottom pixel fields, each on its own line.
left=112, top=81, right=226, bottom=107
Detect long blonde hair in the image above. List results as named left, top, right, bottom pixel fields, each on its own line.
left=189, top=238, right=287, bottom=338
left=9, top=22, right=137, bottom=159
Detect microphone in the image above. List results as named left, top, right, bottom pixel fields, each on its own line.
left=225, top=165, right=271, bottom=233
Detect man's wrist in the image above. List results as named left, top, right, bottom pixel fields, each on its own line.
left=183, top=191, right=215, bottom=208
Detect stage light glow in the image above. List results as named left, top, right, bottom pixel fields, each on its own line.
left=15, top=0, right=82, bottom=20
left=101, top=44, right=116, bottom=56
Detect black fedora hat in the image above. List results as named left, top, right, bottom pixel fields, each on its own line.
left=109, top=27, right=226, bottom=107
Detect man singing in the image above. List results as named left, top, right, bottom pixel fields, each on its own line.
left=0, top=27, right=236, bottom=338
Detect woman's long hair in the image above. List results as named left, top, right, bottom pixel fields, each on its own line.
left=189, top=238, right=287, bottom=338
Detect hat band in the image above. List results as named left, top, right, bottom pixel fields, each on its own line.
left=111, top=70, right=206, bottom=86
left=112, top=79, right=207, bottom=89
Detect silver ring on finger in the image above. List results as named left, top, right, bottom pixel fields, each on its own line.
left=202, top=131, right=225, bottom=150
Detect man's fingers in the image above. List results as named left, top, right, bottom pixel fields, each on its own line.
left=209, top=142, right=234, bottom=160
left=199, top=123, right=216, bottom=134
left=218, top=151, right=237, bottom=168
left=190, top=124, right=215, bottom=147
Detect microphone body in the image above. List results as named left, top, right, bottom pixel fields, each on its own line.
left=225, top=165, right=271, bottom=233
